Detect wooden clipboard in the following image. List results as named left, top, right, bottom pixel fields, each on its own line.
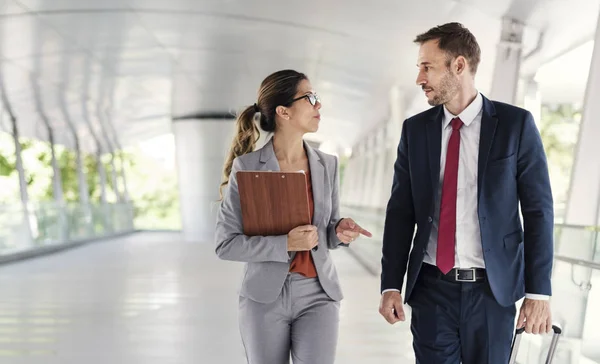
left=236, top=170, right=311, bottom=236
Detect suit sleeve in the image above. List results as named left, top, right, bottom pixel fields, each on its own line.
left=517, top=112, right=554, bottom=296
left=214, top=157, right=290, bottom=263
left=380, top=120, right=416, bottom=293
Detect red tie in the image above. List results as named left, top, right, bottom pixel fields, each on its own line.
left=437, top=117, right=463, bottom=274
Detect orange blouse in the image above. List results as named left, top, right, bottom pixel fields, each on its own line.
left=288, top=169, right=318, bottom=278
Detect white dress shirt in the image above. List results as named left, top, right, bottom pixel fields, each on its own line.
left=384, top=92, right=547, bottom=300
left=424, top=92, right=484, bottom=269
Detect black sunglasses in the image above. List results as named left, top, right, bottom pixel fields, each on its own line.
left=289, top=93, right=320, bottom=106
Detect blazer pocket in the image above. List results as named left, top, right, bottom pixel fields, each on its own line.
left=488, top=153, right=516, bottom=166
left=503, top=230, right=523, bottom=248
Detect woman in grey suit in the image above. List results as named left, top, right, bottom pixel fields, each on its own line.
left=215, top=69, right=372, bottom=364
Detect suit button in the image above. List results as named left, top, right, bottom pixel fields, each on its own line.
left=428, top=216, right=433, bottom=223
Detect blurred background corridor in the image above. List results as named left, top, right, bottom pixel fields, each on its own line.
left=0, top=0, right=599, bottom=362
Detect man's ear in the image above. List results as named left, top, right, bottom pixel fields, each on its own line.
left=455, top=56, right=468, bottom=75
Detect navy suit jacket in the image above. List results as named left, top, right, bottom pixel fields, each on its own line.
left=381, top=95, right=554, bottom=307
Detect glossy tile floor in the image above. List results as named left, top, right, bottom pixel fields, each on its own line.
left=0, top=232, right=414, bottom=363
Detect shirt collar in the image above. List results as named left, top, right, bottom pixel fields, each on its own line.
left=442, top=91, right=483, bottom=128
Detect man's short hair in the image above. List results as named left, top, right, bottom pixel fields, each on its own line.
left=414, top=22, right=481, bottom=75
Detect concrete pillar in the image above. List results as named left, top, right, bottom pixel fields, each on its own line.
left=119, top=153, right=130, bottom=202
left=381, top=87, right=406, bottom=208
left=48, top=128, right=64, bottom=204
left=82, top=104, right=108, bottom=205
left=97, top=149, right=108, bottom=205
left=97, top=108, right=123, bottom=203
left=74, top=134, right=90, bottom=205
left=109, top=153, right=121, bottom=202
left=0, top=74, right=34, bottom=245
left=6, top=113, right=34, bottom=244
left=58, top=75, right=89, bottom=205
left=523, top=78, right=542, bottom=127
left=371, top=126, right=388, bottom=209
left=555, top=9, right=600, bottom=352
left=389, top=85, right=404, bottom=140
left=361, top=133, right=378, bottom=207
left=173, top=118, right=235, bottom=243
left=32, top=75, right=64, bottom=205
left=490, top=17, right=524, bottom=104
left=172, top=73, right=236, bottom=242
left=11, top=117, right=29, bottom=207
left=340, top=153, right=357, bottom=205
left=108, top=128, right=131, bottom=203
left=350, top=143, right=367, bottom=207
left=564, top=19, right=600, bottom=227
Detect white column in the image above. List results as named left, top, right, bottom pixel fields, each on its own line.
left=46, top=126, right=64, bottom=204
left=556, top=10, right=600, bottom=347
left=109, top=153, right=122, bottom=202
left=60, top=101, right=89, bottom=205
left=341, top=154, right=358, bottom=206
left=564, top=18, right=600, bottom=227
left=173, top=119, right=235, bottom=243
left=371, top=127, right=388, bottom=209
left=6, top=111, right=34, bottom=245
left=361, top=134, right=377, bottom=207
left=380, top=87, right=406, bottom=208
left=73, top=134, right=90, bottom=205
left=352, top=143, right=368, bottom=207
left=97, top=150, right=108, bottom=205
left=172, top=73, right=238, bottom=242
left=490, top=17, right=524, bottom=104
left=523, top=78, right=542, bottom=126
left=389, top=85, right=404, bottom=139
left=119, top=154, right=130, bottom=202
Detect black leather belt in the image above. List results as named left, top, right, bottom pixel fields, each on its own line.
left=421, top=263, right=486, bottom=283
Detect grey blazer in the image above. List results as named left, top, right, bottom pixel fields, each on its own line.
left=215, top=138, right=344, bottom=304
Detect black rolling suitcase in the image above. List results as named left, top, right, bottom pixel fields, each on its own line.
left=508, top=325, right=562, bottom=364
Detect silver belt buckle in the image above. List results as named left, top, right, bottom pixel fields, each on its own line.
left=455, top=268, right=477, bottom=282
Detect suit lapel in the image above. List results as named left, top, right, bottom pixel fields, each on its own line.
left=259, top=138, right=281, bottom=171
left=426, top=108, right=444, bottom=195
left=477, top=97, right=498, bottom=202
left=305, top=141, right=324, bottom=225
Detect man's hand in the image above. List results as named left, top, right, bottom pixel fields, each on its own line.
left=336, top=218, right=372, bottom=244
left=517, top=298, right=552, bottom=334
left=379, top=291, right=405, bottom=324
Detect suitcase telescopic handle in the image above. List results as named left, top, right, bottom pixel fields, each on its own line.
left=515, top=325, right=561, bottom=335
left=509, top=325, right=562, bottom=364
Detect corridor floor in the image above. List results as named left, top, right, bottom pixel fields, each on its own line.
left=0, top=232, right=414, bottom=363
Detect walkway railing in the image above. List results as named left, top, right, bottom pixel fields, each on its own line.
left=0, top=202, right=135, bottom=260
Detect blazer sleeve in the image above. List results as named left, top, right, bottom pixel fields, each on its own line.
left=214, top=157, right=290, bottom=263
left=517, top=112, right=554, bottom=296
left=326, top=156, right=343, bottom=249
left=381, top=120, right=416, bottom=293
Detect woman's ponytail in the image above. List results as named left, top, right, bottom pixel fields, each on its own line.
left=219, top=105, right=260, bottom=199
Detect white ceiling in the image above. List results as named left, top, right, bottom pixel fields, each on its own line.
left=0, top=0, right=598, bottom=152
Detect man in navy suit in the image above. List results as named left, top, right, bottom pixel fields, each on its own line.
left=378, top=23, right=554, bottom=363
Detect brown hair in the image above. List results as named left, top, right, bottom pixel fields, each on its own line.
left=219, top=69, right=308, bottom=199
left=414, top=22, right=481, bottom=75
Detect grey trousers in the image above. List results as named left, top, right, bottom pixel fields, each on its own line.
left=239, top=273, right=340, bottom=364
